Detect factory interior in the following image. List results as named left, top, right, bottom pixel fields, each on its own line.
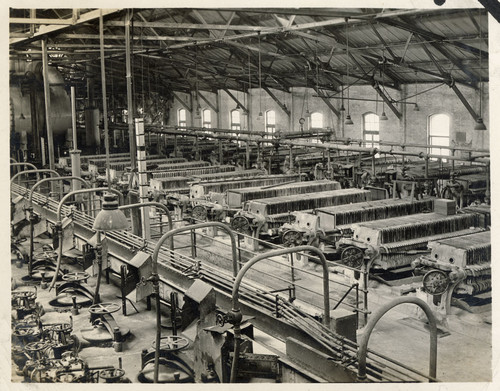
left=7, top=4, right=497, bottom=385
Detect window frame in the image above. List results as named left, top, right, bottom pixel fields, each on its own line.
left=363, top=112, right=380, bottom=149
left=202, top=109, right=212, bottom=129
left=310, top=112, right=324, bottom=129
left=428, top=113, right=451, bottom=160
left=265, top=110, right=276, bottom=139
left=177, top=108, right=187, bottom=128
left=230, top=109, right=241, bottom=131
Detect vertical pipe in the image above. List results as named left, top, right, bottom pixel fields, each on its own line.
left=125, top=10, right=137, bottom=169
left=41, top=39, right=55, bottom=188
left=99, top=11, right=111, bottom=187
left=135, top=118, right=151, bottom=240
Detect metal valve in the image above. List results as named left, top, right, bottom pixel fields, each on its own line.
left=216, top=309, right=242, bottom=327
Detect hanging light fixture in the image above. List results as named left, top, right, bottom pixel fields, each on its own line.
left=474, top=12, right=486, bottom=131
left=380, top=107, right=388, bottom=121
left=344, top=18, right=353, bottom=126
left=93, top=193, right=129, bottom=232
left=257, top=32, right=263, bottom=119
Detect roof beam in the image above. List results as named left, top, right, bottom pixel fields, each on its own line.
left=223, top=88, right=248, bottom=113
left=419, top=37, right=480, bottom=121
left=372, top=82, right=402, bottom=120
left=369, top=22, right=397, bottom=61
left=379, top=17, right=488, bottom=59
left=105, top=20, right=268, bottom=31
left=198, top=91, right=219, bottom=113
left=10, top=8, right=121, bottom=45
left=263, top=86, right=290, bottom=116
left=314, top=86, right=340, bottom=118
left=173, top=91, right=192, bottom=111
left=10, top=17, right=75, bottom=25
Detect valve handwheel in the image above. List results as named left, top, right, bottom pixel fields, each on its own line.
left=62, top=272, right=90, bottom=283
left=44, top=323, right=72, bottom=333
left=151, top=335, right=189, bottom=352
left=88, top=302, right=121, bottom=315
left=13, top=290, right=36, bottom=300
left=231, top=216, right=251, bottom=234
left=192, top=205, right=208, bottom=221
left=281, top=230, right=303, bottom=247
left=216, top=313, right=226, bottom=327
left=24, top=341, right=48, bottom=353
left=340, top=246, right=365, bottom=270
left=100, top=368, right=125, bottom=380
left=422, top=270, right=449, bottom=296
left=33, top=250, right=58, bottom=261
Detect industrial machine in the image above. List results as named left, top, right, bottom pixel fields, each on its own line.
left=412, top=230, right=491, bottom=320
left=231, top=188, right=371, bottom=250
left=338, top=199, right=485, bottom=270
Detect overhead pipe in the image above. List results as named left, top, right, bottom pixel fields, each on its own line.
left=48, top=187, right=123, bottom=292
left=27, top=176, right=90, bottom=275
left=357, top=296, right=437, bottom=382
left=150, top=222, right=239, bottom=383
left=229, top=245, right=330, bottom=383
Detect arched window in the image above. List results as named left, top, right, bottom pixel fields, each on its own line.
left=265, top=110, right=276, bottom=139
left=178, top=108, right=187, bottom=127
left=428, top=113, right=450, bottom=159
left=310, top=112, right=323, bottom=128
left=231, top=110, right=241, bottom=130
left=202, top=109, right=211, bottom=128
left=363, top=112, right=379, bottom=148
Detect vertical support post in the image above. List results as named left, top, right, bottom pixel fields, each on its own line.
left=30, top=9, right=36, bottom=35
left=125, top=10, right=137, bottom=170
left=170, top=291, right=178, bottom=336
left=218, top=139, right=223, bottom=164
left=41, top=39, right=55, bottom=192
left=135, top=118, right=151, bottom=240
left=246, top=141, right=250, bottom=169
left=70, top=87, right=82, bottom=196
left=120, top=265, right=127, bottom=316
left=99, top=11, right=111, bottom=187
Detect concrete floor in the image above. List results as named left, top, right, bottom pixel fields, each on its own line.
left=11, top=234, right=492, bottom=383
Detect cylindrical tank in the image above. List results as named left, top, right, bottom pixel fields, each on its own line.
left=10, top=61, right=72, bottom=137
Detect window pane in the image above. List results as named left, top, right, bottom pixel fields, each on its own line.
left=311, top=112, right=323, bottom=128
left=429, top=114, right=450, bottom=137
left=231, top=110, right=240, bottom=124
left=179, top=109, right=186, bottom=121
left=203, top=109, right=211, bottom=122
left=266, top=110, right=275, bottom=125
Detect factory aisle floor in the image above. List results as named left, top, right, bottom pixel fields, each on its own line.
left=363, top=282, right=492, bottom=382
left=10, top=237, right=492, bottom=383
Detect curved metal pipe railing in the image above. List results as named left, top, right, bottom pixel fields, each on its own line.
left=27, top=176, right=91, bottom=274
left=10, top=162, right=38, bottom=175
left=48, top=187, right=123, bottom=292
left=150, top=222, right=239, bottom=383
left=10, top=169, right=60, bottom=188
left=357, top=296, right=438, bottom=382
left=229, top=245, right=331, bottom=383
left=119, top=201, right=174, bottom=247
